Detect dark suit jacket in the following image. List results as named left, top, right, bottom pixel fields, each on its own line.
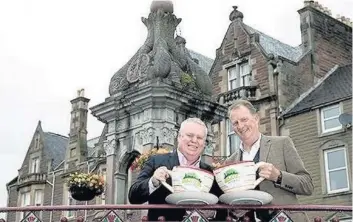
left=226, top=135, right=314, bottom=222
left=128, top=150, right=226, bottom=221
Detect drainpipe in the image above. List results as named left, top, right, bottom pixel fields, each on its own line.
left=46, top=168, right=61, bottom=222
left=48, top=172, right=55, bottom=222
left=84, top=161, right=90, bottom=221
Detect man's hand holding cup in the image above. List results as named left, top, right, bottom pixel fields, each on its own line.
left=152, top=166, right=170, bottom=187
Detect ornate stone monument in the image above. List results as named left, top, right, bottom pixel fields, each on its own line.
left=90, top=0, right=227, bottom=205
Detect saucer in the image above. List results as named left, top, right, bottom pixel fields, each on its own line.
left=219, top=190, right=273, bottom=205
left=166, top=191, right=218, bottom=205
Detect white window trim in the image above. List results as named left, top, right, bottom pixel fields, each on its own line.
left=239, top=63, right=251, bottom=86
left=20, top=192, right=31, bottom=220
left=227, top=66, right=237, bottom=90
left=227, top=62, right=251, bottom=91
left=321, top=104, right=342, bottom=134
left=226, top=119, right=240, bottom=156
left=324, top=147, right=350, bottom=194
left=34, top=190, right=43, bottom=206
left=227, top=129, right=235, bottom=157
left=30, top=157, right=40, bottom=174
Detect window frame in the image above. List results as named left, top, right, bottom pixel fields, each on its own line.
left=30, top=157, right=40, bottom=174
left=239, top=63, right=251, bottom=87
left=20, top=192, right=31, bottom=219
left=226, top=119, right=240, bottom=156
left=34, top=190, right=43, bottom=206
left=320, top=104, right=342, bottom=134
left=227, top=66, right=238, bottom=90
left=227, top=61, right=251, bottom=91
left=324, top=147, right=350, bottom=194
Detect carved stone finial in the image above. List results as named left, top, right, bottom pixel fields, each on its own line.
left=109, top=1, right=213, bottom=96
left=304, top=0, right=314, bottom=7
left=77, top=88, right=85, bottom=97
left=150, top=1, right=173, bottom=13
left=229, top=6, right=244, bottom=22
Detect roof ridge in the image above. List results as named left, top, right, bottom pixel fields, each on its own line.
left=44, top=131, right=69, bottom=139
left=281, top=65, right=340, bottom=116
left=243, top=24, right=299, bottom=51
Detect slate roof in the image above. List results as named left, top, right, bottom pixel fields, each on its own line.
left=189, top=49, right=214, bottom=74
left=87, top=136, right=100, bottom=157
left=43, top=132, right=68, bottom=169
left=243, top=24, right=302, bottom=62
left=283, top=64, right=352, bottom=117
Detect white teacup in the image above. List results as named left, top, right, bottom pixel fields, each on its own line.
left=161, top=166, right=214, bottom=193
left=213, top=161, right=265, bottom=193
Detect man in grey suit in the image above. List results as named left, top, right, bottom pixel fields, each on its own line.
left=226, top=99, right=314, bottom=222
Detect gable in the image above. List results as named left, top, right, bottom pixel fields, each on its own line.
left=19, top=121, right=45, bottom=171
left=19, top=122, right=68, bottom=174
left=283, top=64, right=352, bottom=117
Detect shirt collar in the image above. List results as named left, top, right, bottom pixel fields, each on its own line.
left=239, top=134, right=262, bottom=154
left=177, top=149, right=201, bottom=167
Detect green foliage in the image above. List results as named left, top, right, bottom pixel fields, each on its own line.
left=181, top=72, right=196, bottom=88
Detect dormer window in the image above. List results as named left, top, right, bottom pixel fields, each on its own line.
left=228, top=62, right=251, bottom=90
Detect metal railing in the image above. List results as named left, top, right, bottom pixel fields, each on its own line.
left=0, top=204, right=351, bottom=222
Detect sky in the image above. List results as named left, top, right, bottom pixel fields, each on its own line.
left=0, top=0, right=352, bottom=218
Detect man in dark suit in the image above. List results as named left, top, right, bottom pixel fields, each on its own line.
left=129, top=118, right=226, bottom=221
left=226, top=99, right=314, bottom=221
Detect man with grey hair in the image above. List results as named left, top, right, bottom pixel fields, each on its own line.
left=129, top=117, right=226, bottom=221
left=226, top=99, right=313, bottom=221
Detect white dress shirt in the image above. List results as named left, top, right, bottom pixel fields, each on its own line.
left=239, top=134, right=262, bottom=222
left=239, top=134, right=261, bottom=161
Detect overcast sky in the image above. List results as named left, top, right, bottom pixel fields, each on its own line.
left=0, top=0, right=352, bottom=217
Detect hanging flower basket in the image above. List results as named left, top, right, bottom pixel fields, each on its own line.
left=68, top=172, right=105, bottom=201
left=69, top=186, right=96, bottom=201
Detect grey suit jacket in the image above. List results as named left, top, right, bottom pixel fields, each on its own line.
left=226, top=135, right=314, bottom=222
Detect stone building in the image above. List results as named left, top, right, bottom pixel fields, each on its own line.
left=210, top=1, right=352, bottom=221
left=210, top=1, right=351, bottom=158
left=5, top=0, right=352, bottom=222
left=280, top=64, right=352, bottom=221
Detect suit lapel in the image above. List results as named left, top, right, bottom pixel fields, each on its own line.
left=200, top=161, right=209, bottom=170
left=259, top=135, right=271, bottom=162
left=233, top=150, right=241, bottom=162
left=168, top=149, right=180, bottom=169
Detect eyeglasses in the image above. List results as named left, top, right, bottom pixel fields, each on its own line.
left=183, top=133, right=205, bottom=141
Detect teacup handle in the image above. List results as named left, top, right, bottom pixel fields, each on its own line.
left=253, top=162, right=266, bottom=187
left=161, top=181, right=174, bottom=193
left=161, top=169, right=174, bottom=193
